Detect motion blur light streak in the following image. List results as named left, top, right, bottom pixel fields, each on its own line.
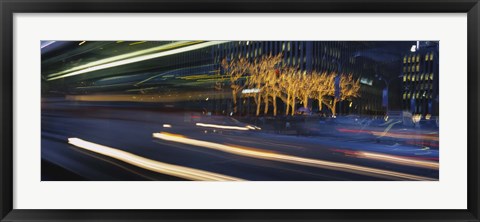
left=375, top=121, right=402, bottom=138
left=370, top=131, right=439, bottom=141
left=68, top=138, right=244, bottom=181
left=47, top=41, right=195, bottom=78
left=41, top=41, right=56, bottom=49
left=153, top=132, right=435, bottom=181
left=358, top=151, right=438, bottom=169
left=337, top=128, right=439, bottom=141
left=347, top=151, right=438, bottom=169
left=47, top=41, right=228, bottom=81
left=42, top=41, right=439, bottom=181
left=65, top=91, right=231, bottom=103
left=195, top=123, right=250, bottom=131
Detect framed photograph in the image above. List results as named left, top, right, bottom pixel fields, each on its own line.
left=1, top=0, right=479, bottom=221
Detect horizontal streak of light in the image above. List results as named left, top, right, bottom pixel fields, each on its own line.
left=129, top=41, right=146, bottom=46
left=357, top=151, right=439, bottom=170
left=153, top=132, right=436, bottom=181
left=65, top=91, right=232, bottom=103
left=337, top=128, right=439, bottom=141
left=47, top=41, right=195, bottom=78
left=75, top=83, right=130, bottom=89
left=47, top=41, right=228, bottom=81
left=135, top=64, right=214, bottom=86
left=125, top=87, right=159, bottom=92
left=196, top=123, right=250, bottom=131
left=370, top=131, right=439, bottom=141
left=68, top=137, right=244, bottom=181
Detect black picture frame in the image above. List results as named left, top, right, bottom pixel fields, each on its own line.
left=1, top=0, right=479, bottom=221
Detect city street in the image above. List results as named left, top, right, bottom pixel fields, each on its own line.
left=42, top=100, right=439, bottom=181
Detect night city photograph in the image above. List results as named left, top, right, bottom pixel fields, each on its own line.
left=41, top=41, right=439, bottom=181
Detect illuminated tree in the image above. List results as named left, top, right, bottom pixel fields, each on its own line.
left=278, top=66, right=301, bottom=116
left=259, top=54, right=283, bottom=116
left=221, top=52, right=360, bottom=118
left=322, top=74, right=360, bottom=116
left=221, top=57, right=250, bottom=114
left=247, top=54, right=283, bottom=116
left=297, top=72, right=315, bottom=110
left=311, top=71, right=336, bottom=112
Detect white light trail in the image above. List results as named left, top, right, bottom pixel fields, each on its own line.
left=241, top=88, right=260, bottom=94
left=357, top=151, right=439, bottom=170
left=47, top=41, right=193, bottom=78
left=41, top=41, right=56, bottom=49
left=47, top=41, right=229, bottom=81
left=195, top=123, right=250, bottom=131
left=153, top=132, right=436, bottom=181
left=68, top=137, right=244, bottom=181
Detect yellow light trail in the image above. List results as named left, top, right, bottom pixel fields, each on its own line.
left=47, top=41, right=198, bottom=78
left=48, top=41, right=227, bottom=81
left=153, top=132, right=436, bottom=181
left=47, top=41, right=229, bottom=81
left=68, top=138, right=244, bottom=181
left=356, top=151, right=439, bottom=170
left=195, top=123, right=250, bottom=131
left=129, top=41, right=147, bottom=46
left=64, top=90, right=232, bottom=103
left=370, top=131, right=439, bottom=141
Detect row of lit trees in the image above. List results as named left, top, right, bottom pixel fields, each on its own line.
left=220, top=54, right=361, bottom=116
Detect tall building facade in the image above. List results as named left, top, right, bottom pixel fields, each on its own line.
left=401, top=42, right=439, bottom=117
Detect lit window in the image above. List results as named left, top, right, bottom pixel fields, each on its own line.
left=403, top=56, right=407, bottom=63
left=420, top=73, right=424, bottom=80
left=412, top=75, right=415, bottom=81
left=403, top=92, right=407, bottom=99
left=416, top=64, right=420, bottom=72
left=408, top=56, right=411, bottom=63
left=425, top=54, right=429, bottom=61
left=430, top=52, right=434, bottom=61
left=416, top=55, right=420, bottom=62
left=403, top=75, right=407, bottom=82
left=430, top=73, right=434, bottom=80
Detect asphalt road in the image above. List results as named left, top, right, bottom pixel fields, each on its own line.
left=41, top=102, right=439, bottom=181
